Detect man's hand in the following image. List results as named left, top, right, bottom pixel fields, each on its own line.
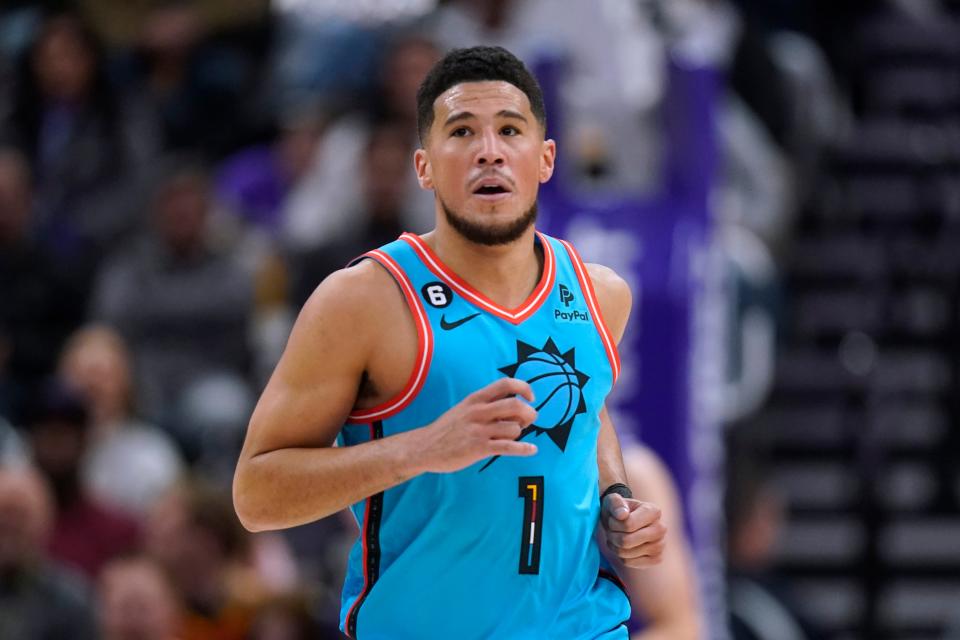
left=413, top=378, right=539, bottom=474
left=602, top=493, right=667, bottom=568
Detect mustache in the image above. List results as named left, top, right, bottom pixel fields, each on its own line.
left=469, top=170, right=515, bottom=190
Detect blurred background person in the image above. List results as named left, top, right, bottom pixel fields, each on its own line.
left=91, top=164, right=254, bottom=461
left=57, top=324, right=185, bottom=517
left=291, top=118, right=416, bottom=307
left=0, top=145, right=85, bottom=423
left=145, top=478, right=297, bottom=640
left=279, top=32, right=440, bottom=252
left=0, top=464, right=97, bottom=640
left=116, top=0, right=268, bottom=159
left=23, top=380, right=140, bottom=580
left=725, top=434, right=819, bottom=640
left=620, top=444, right=704, bottom=640
left=214, top=101, right=326, bottom=239
left=1, top=11, right=158, bottom=268
left=247, top=592, right=344, bottom=640
left=98, top=554, right=185, bottom=640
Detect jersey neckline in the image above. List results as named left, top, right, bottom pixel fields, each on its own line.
left=399, top=231, right=556, bottom=325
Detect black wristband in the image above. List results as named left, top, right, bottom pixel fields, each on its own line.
left=600, top=482, right=633, bottom=502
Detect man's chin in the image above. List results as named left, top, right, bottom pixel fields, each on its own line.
left=441, top=199, right=538, bottom=246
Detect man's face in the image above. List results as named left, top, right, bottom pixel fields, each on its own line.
left=415, top=81, right=555, bottom=245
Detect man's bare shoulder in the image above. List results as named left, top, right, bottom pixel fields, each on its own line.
left=279, top=257, right=410, bottom=387
left=300, top=258, right=404, bottom=324
left=585, top=263, right=632, bottom=341
left=584, top=263, right=630, bottom=300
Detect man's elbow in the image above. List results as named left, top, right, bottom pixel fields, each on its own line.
left=232, top=462, right=273, bottom=533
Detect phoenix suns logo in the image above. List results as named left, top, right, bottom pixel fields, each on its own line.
left=480, top=337, right=590, bottom=471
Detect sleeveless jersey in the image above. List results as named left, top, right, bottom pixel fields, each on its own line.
left=337, top=231, right=631, bottom=639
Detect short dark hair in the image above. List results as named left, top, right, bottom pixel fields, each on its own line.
left=416, top=46, right=546, bottom=144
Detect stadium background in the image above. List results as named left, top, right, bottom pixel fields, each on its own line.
left=1, top=0, right=959, bottom=638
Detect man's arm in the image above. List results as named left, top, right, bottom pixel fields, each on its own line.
left=587, top=263, right=666, bottom=569
left=233, top=260, right=538, bottom=532
left=588, top=262, right=633, bottom=494
left=623, top=445, right=702, bottom=640
left=586, top=264, right=633, bottom=491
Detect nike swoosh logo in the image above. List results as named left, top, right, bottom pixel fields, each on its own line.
left=440, top=312, right=481, bottom=330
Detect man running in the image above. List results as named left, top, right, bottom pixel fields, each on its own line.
left=234, top=46, right=666, bottom=639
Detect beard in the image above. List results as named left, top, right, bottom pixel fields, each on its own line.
left=440, top=197, right=538, bottom=246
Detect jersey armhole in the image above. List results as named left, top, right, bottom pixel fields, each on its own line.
left=345, top=250, right=434, bottom=423
left=557, top=239, right=622, bottom=384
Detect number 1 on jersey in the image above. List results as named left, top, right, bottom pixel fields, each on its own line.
left=518, top=476, right=544, bottom=574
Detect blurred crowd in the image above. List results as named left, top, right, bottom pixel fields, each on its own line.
left=1, top=0, right=959, bottom=639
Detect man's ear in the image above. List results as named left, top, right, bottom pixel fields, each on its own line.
left=539, top=139, right=557, bottom=183
left=414, top=148, right=434, bottom=190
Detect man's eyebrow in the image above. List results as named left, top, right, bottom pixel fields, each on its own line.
left=497, top=109, right=529, bottom=123
left=443, top=110, right=530, bottom=126
left=444, top=111, right=476, bottom=126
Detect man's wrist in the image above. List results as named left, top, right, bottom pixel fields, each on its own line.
left=601, top=482, right=633, bottom=501
left=395, top=427, right=432, bottom=478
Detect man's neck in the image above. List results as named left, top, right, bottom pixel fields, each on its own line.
left=424, top=224, right=542, bottom=309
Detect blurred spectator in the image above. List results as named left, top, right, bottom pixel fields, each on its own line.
left=24, top=381, right=140, bottom=579
left=145, top=479, right=264, bottom=640
left=726, top=441, right=817, bottom=640
left=78, top=0, right=269, bottom=49
left=292, top=119, right=415, bottom=305
left=2, top=12, right=158, bottom=262
left=0, top=146, right=85, bottom=421
left=91, top=164, right=254, bottom=443
left=58, top=325, right=184, bottom=517
left=248, top=592, right=344, bottom=640
left=215, top=102, right=326, bottom=237
left=280, top=33, right=440, bottom=252
left=98, top=554, right=184, bottom=640
left=120, top=1, right=268, bottom=158
left=613, top=444, right=703, bottom=640
left=269, top=3, right=389, bottom=111
left=0, top=464, right=97, bottom=640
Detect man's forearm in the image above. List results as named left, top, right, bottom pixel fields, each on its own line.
left=597, top=406, right=629, bottom=492
left=234, top=428, right=428, bottom=532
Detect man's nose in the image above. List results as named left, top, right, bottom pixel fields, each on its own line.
left=476, top=129, right=505, bottom=165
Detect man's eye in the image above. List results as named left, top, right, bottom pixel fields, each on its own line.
left=501, top=126, right=519, bottom=136
left=451, top=127, right=470, bottom=137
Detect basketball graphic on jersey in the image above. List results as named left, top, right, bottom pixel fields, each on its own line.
left=512, top=351, right=582, bottom=431
left=498, top=337, right=590, bottom=452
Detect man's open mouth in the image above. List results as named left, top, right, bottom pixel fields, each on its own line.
left=472, top=177, right=512, bottom=197
left=474, top=185, right=510, bottom=195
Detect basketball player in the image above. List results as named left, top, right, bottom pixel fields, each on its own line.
left=234, top=46, right=666, bottom=639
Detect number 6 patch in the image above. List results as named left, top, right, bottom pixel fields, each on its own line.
left=421, top=281, right=453, bottom=308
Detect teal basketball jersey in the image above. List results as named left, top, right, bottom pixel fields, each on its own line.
left=337, top=232, right=630, bottom=639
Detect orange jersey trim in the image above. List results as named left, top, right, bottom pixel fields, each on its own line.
left=558, top=239, right=621, bottom=383
left=399, top=232, right=556, bottom=325
left=347, top=250, right=433, bottom=423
